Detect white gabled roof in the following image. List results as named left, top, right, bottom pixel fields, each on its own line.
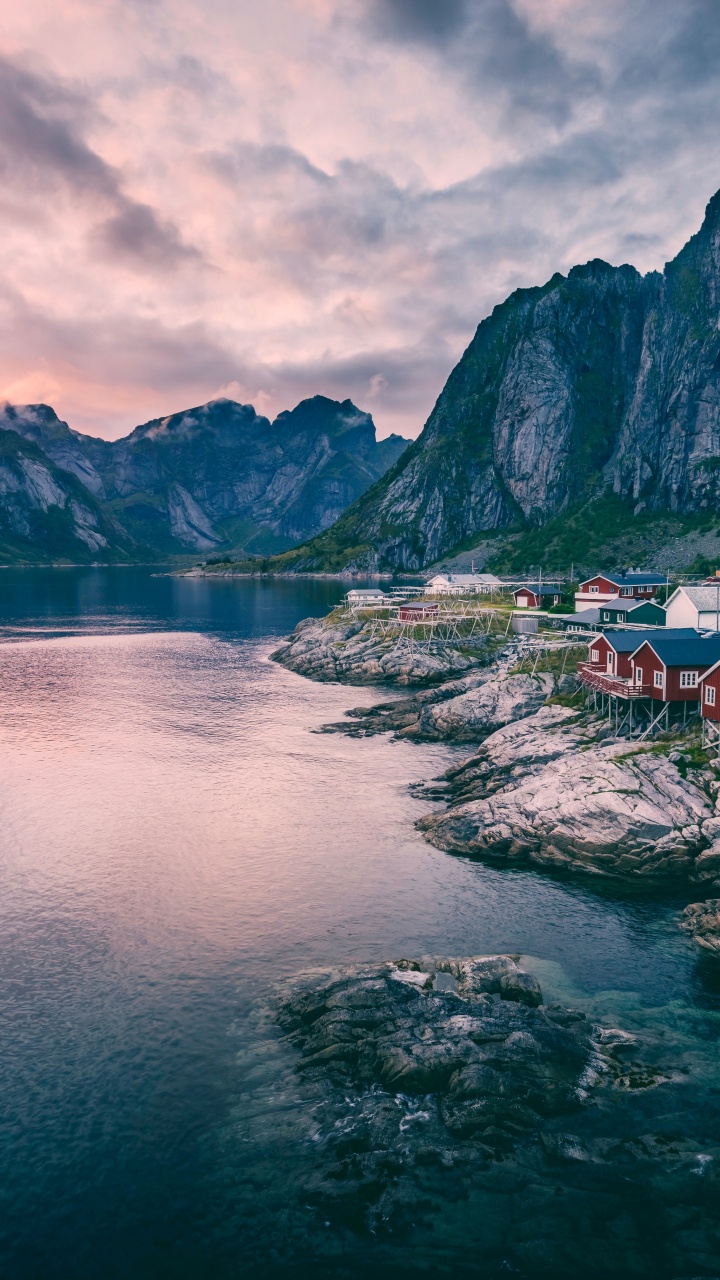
left=666, top=585, right=720, bottom=611
left=427, top=572, right=500, bottom=585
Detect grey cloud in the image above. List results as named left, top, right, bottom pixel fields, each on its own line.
left=367, top=0, right=467, bottom=43
left=357, top=0, right=599, bottom=125
left=93, top=200, right=200, bottom=269
left=0, top=54, right=199, bottom=270
left=0, top=57, right=116, bottom=196
left=205, top=140, right=330, bottom=185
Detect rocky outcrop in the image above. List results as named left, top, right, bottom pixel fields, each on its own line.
left=323, top=666, right=557, bottom=738
left=681, top=899, right=720, bottom=954
left=274, top=188, right=720, bottom=572
left=405, top=670, right=555, bottom=741
left=0, top=396, right=409, bottom=561
left=0, top=428, right=132, bottom=562
left=275, top=956, right=681, bottom=1245
left=272, top=613, right=493, bottom=686
left=417, top=704, right=591, bottom=800
left=419, top=722, right=714, bottom=880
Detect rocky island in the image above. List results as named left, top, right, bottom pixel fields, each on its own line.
left=274, top=955, right=720, bottom=1274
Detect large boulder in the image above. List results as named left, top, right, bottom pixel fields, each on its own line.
left=419, top=742, right=712, bottom=879
left=403, top=671, right=555, bottom=741
left=681, top=899, right=720, bottom=954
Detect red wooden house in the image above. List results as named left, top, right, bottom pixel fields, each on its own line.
left=576, top=572, right=664, bottom=609
left=629, top=633, right=720, bottom=702
left=398, top=602, right=439, bottom=621
left=699, top=660, right=720, bottom=723
left=578, top=629, right=671, bottom=696
left=513, top=585, right=561, bottom=609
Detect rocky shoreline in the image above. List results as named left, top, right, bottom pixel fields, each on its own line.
left=265, top=607, right=720, bottom=1270
left=272, top=610, right=499, bottom=685
left=273, top=608, right=720, bottom=919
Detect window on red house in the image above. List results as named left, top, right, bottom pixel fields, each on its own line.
left=706, top=685, right=716, bottom=706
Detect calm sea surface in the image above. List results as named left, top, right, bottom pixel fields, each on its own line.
left=1, top=569, right=719, bottom=1279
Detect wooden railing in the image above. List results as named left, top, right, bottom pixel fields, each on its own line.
left=577, top=662, right=644, bottom=698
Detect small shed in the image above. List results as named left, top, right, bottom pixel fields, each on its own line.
left=512, top=585, right=561, bottom=609
left=511, top=614, right=538, bottom=634
left=398, top=601, right=439, bottom=621
left=548, top=609, right=601, bottom=631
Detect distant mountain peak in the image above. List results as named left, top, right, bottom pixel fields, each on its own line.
left=0, top=392, right=410, bottom=562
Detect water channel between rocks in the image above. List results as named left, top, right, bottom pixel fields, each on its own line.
left=0, top=569, right=718, bottom=1279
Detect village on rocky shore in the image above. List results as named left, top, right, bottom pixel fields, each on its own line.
left=272, top=568, right=720, bottom=953
left=263, top=570, right=720, bottom=1263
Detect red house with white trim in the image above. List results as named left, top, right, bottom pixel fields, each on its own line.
left=699, top=660, right=720, bottom=723
left=583, top=629, right=676, bottom=678
left=575, top=572, right=664, bottom=610
left=630, top=633, right=720, bottom=702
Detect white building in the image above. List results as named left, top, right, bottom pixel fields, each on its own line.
left=665, top=585, right=720, bottom=631
left=346, top=588, right=387, bottom=607
left=424, top=572, right=501, bottom=596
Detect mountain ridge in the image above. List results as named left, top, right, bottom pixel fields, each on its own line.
left=249, top=187, right=720, bottom=575
left=0, top=395, right=410, bottom=563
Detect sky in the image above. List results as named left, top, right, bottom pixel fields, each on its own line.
left=0, top=0, right=719, bottom=441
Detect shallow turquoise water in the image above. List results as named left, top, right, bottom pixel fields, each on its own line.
left=0, top=569, right=718, bottom=1278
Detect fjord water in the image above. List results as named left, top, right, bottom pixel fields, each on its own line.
left=1, top=569, right=719, bottom=1280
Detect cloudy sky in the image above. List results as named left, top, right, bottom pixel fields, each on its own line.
left=1, top=0, right=718, bottom=439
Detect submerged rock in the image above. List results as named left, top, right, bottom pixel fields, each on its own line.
left=419, top=731, right=712, bottom=880
left=271, top=614, right=492, bottom=686
left=681, top=899, right=720, bottom=954
left=274, top=956, right=676, bottom=1244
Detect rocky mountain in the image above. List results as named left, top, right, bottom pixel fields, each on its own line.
left=0, top=396, right=409, bottom=562
left=0, top=428, right=133, bottom=562
left=273, top=187, right=720, bottom=573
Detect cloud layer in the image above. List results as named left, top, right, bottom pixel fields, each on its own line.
left=0, top=0, right=718, bottom=438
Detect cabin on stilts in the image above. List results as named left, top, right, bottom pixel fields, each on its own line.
left=577, top=628, right=714, bottom=738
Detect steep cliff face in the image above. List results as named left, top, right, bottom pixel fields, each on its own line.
left=0, top=396, right=409, bottom=560
left=0, top=430, right=132, bottom=562
left=284, top=189, right=720, bottom=571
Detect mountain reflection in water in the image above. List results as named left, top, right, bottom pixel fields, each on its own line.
left=0, top=569, right=718, bottom=1280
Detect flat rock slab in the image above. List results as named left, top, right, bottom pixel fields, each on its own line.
left=419, top=731, right=712, bottom=880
